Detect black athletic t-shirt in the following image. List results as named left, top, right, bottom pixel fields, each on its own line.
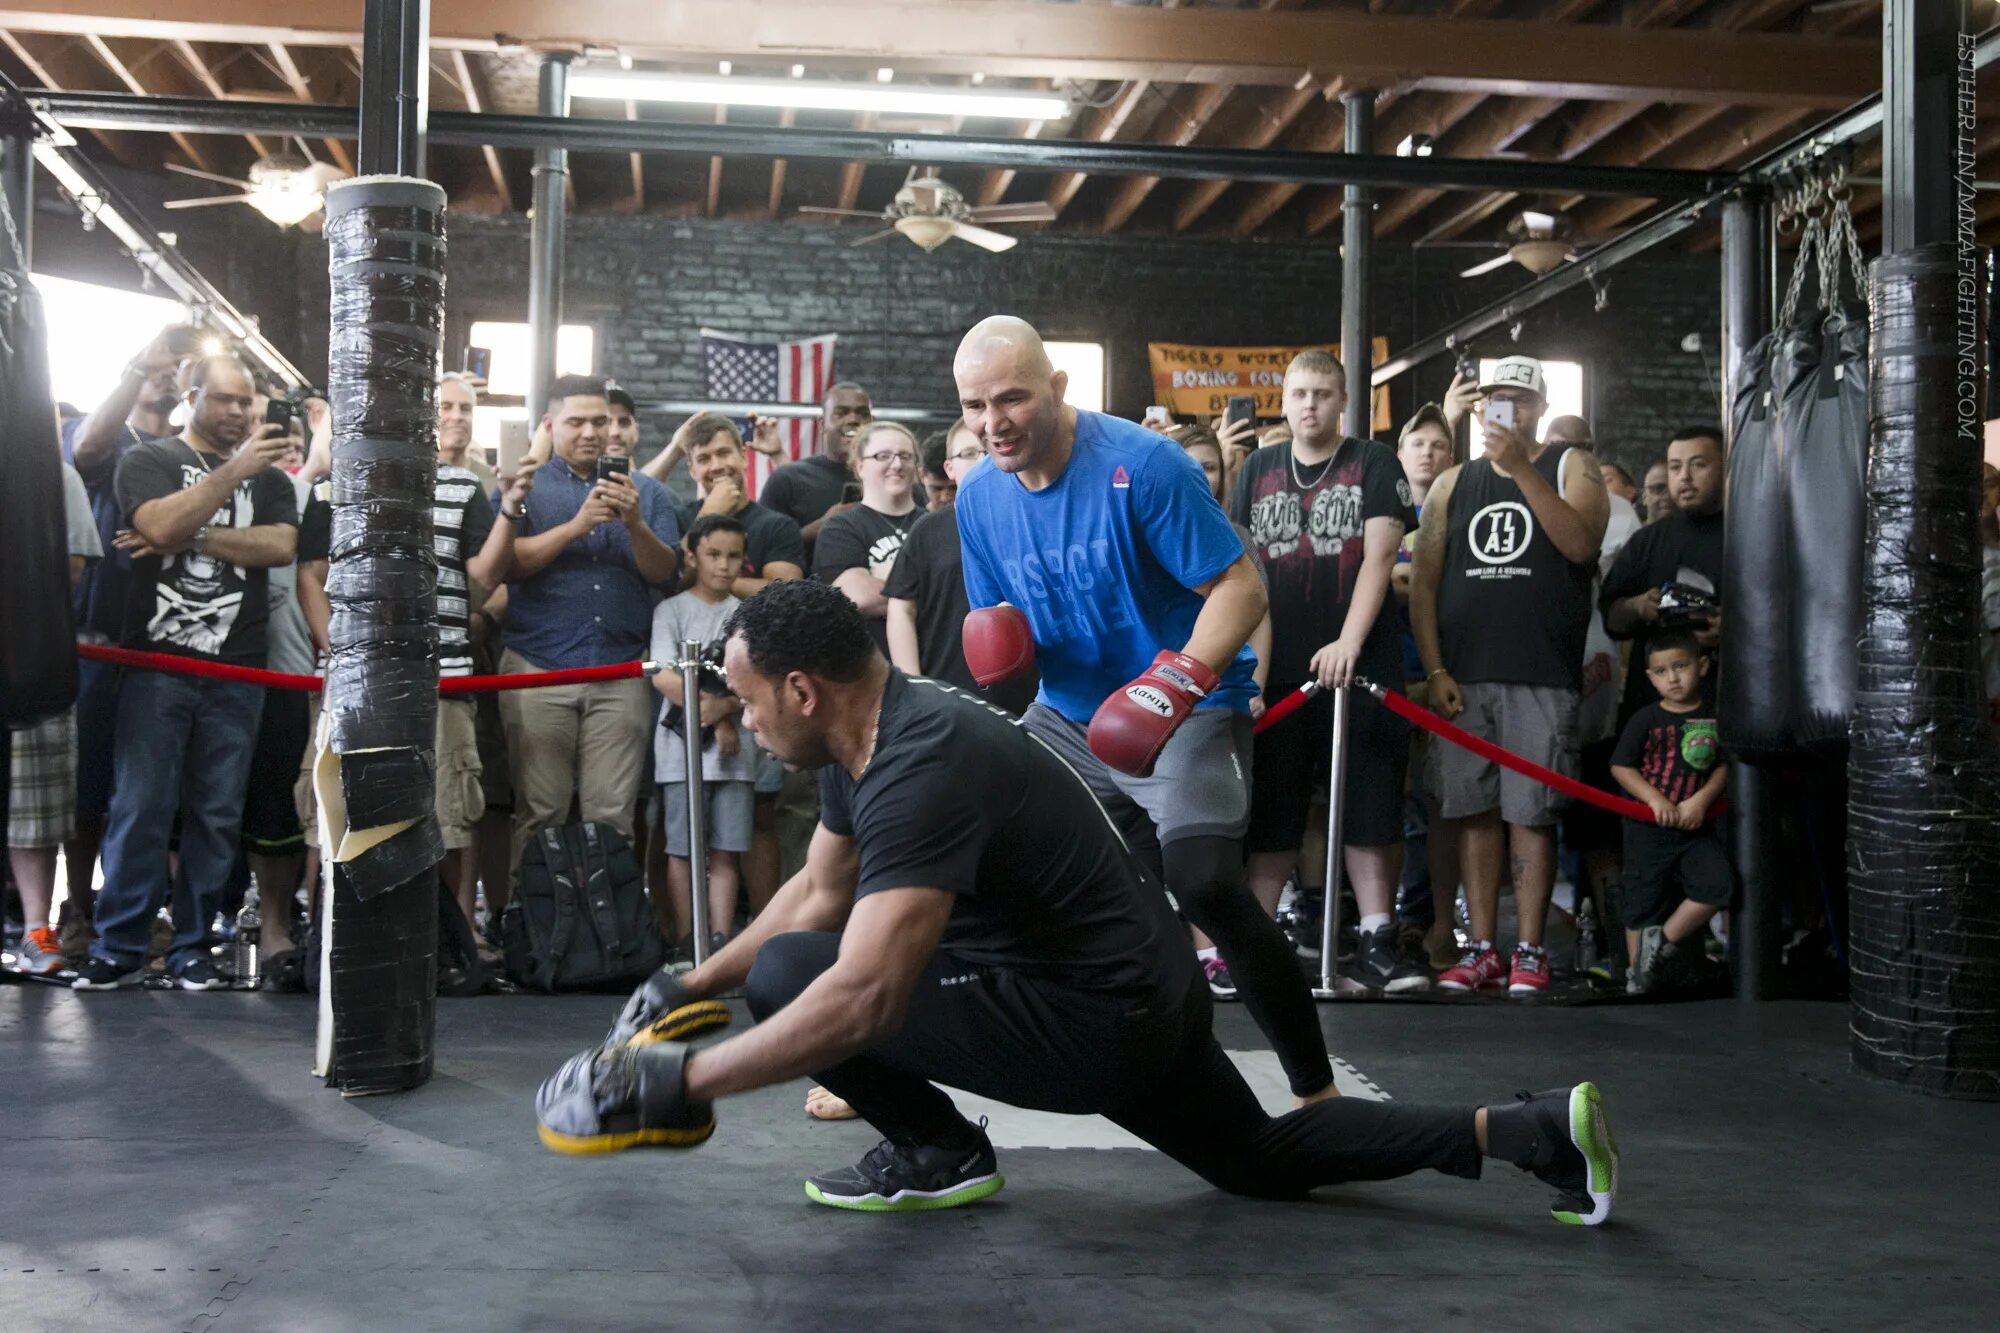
left=113, top=438, right=299, bottom=665
left=674, top=497, right=806, bottom=577
left=1598, top=508, right=1725, bottom=720
left=812, top=503, right=924, bottom=653
left=1229, top=438, right=1415, bottom=689
left=1437, top=447, right=1595, bottom=691
left=299, top=463, right=494, bottom=676
left=1611, top=700, right=1724, bottom=805
left=816, top=671, right=1193, bottom=1003
left=759, top=453, right=853, bottom=532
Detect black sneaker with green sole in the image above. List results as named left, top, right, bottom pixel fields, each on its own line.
left=805, top=1127, right=1004, bottom=1213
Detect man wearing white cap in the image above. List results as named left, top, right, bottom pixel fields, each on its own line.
left=1408, top=355, right=1609, bottom=996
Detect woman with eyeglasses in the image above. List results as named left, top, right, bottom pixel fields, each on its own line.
left=810, top=421, right=926, bottom=654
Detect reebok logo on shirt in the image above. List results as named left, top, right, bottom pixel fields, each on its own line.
left=1112, top=466, right=1131, bottom=489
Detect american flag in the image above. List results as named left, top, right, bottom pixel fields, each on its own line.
left=700, top=329, right=839, bottom=499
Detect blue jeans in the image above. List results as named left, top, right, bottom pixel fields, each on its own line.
left=92, top=670, right=264, bottom=972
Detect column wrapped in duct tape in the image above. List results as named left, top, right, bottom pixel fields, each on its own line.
left=317, top=176, right=446, bottom=1095
left=1850, top=241, right=2000, bottom=1100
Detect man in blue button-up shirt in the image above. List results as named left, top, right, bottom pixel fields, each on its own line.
left=500, top=374, right=681, bottom=867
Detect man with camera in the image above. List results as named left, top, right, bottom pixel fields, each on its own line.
left=1599, top=426, right=1725, bottom=721
left=1409, top=356, right=1610, bottom=996
left=501, top=375, right=682, bottom=868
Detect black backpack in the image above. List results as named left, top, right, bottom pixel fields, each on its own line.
left=502, top=822, right=666, bottom=993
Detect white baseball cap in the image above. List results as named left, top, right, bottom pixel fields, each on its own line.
left=1478, top=355, right=1547, bottom=400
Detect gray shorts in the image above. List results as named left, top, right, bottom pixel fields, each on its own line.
left=1434, top=681, right=1579, bottom=828
left=1023, top=703, right=1251, bottom=875
left=660, top=780, right=755, bottom=857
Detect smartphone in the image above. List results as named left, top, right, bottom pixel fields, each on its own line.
left=1482, top=397, right=1515, bottom=432
left=841, top=481, right=864, bottom=505
left=1143, top=405, right=1172, bottom=428
left=596, top=454, right=631, bottom=484
left=1225, top=395, right=1258, bottom=431
left=264, top=398, right=294, bottom=432
left=463, top=345, right=493, bottom=381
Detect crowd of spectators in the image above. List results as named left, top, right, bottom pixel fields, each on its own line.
left=8, top=325, right=1749, bottom=1005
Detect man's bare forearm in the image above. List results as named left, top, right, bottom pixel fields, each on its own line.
left=1184, top=554, right=1267, bottom=676
left=131, top=471, right=246, bottom=548
left=201, top=523, right=296, bottom=569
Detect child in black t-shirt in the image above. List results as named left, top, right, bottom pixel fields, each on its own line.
left=1608, top=629, right=1732, bottom=994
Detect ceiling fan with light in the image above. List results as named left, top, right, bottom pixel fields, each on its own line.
left=164, top=156, right=348, bottom=230
left=798, top=171, right=1056, bottom=253
left=1454, top=210, right=1595, bottom=278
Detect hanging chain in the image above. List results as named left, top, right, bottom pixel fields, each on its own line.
left=1780, top=205, right=1823, bottom=328
left=0, top=160, right=23, bottom=273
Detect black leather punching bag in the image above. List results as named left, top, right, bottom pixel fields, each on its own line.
left=0, top=268, right=77, bottom=727
left=1720, top=331, right=1795, bottom=762
left=1780, top=311, right=1869, bottom=756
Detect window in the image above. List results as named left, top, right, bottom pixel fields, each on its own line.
left=32, top=274, right=187, bottom=411
left=1473, top=357, right=1586, bottom=454
left=465, top=320, right=597, bottom=399
left=1046, top=340, right=1106, bottom=413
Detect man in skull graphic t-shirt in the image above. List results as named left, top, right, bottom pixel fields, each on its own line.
left=76, top=355, right=299, bottom=992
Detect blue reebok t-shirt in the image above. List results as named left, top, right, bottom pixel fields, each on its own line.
left=955, top=410, right=1258, bottom=723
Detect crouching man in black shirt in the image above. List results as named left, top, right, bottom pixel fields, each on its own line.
left=537, top=580, right=1621, bottom=1225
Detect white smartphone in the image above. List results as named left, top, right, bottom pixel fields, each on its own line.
left=1482, top=398, right=1515, bottom=432
left=1143, top=405, right=1172, bottom=428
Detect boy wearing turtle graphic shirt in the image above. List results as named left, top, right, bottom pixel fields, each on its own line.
left=1608, top=628, right=1731, bottom=994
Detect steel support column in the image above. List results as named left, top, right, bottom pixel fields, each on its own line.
left=526, top=55, right=570, bottom=425
left=1341, top=92, right=1373, bottom=440
left=1720, top=188, right=1780, bottom=1002
left=357, top=0, right=429, bottom=176
left=1881, top=0, right=1961, bottom=254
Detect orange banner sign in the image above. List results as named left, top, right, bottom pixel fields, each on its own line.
left=1147, top=338, right=1391, bottom=431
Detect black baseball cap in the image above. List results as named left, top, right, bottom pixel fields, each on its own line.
left=605, top=382, right=637, bottom=414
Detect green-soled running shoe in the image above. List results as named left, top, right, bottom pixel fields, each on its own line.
left=805, top=1127, right=1004, bottom=1213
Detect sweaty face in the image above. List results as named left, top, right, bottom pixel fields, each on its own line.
left=690, top=430, right=746, bottom=496
left=724, top=635, right=829, bottom=771
left=1398, top=424, right=1452, bottom=490
left=552, top=394, right=611, bottom=472
left=438, top=380, right=476, bottom=452
left=192, top=363, right=256, bottom=448
left=1667, top=436, right=1723, bottom=515
left=956, top=346, right=1066, bottom=476
left=1643, top=463, right=1674, bottom=522
left=1283, top=370, right=1345, bottom=448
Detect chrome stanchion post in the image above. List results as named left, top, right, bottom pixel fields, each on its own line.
left=680, top=638, right=710, bottom=967
left=1312, top=683, right=1352, bottom=999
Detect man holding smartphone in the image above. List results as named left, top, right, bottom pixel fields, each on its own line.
left=1409, top=356, right=1610, bottom=997
left=501, top=375, right=682, bottom=872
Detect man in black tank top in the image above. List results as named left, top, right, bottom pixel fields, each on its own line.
left=1408, top=357, right=1610, bottom=997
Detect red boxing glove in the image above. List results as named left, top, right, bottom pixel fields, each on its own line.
left=1088, top=650, right=1220, bottom=777
left=962, top=605, right=1037, bottom=687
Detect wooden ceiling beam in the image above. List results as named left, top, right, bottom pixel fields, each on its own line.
left=447, top=49, right=510, bottom=210
left=0, top=27, right=144, bottom=164
left=1170, top=82, right=1322, bottom=231
left=0, top=0, right=1880, bottom=105
left=265, top=41, right=353, bottom=173
left=705, top=105, right=725, bottom=218
left=167, top=40, right=269, bottom=157
left=1570, top=105, right=1813, bottom=234
left=764, top=106, right=794, bottom=220
left=835, top=112, right=874, bottom=212
left=81, top=34, right=214, bottom=170
left=1044, top=79, right=1155, bottom=218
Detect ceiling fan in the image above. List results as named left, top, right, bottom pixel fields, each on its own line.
left=1455, top=210, right=1592, bottom=278
left=798, top=170, right=1056, bottom=252
left=164, top=156, right=347, bottom=230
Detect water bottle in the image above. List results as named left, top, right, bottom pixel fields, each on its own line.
left=1575, top=897, right=1601, bottom=977
left=233, top=887, right=261, bottom=990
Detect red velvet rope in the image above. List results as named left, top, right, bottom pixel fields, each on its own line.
left=75, top=642, right=654, bottom=695
left=1254, top=678, right=1727, bottom=825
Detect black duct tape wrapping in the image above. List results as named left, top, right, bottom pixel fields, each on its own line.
left=339, top=745, right=436, bottom=830
left=325, top=554, right=437, bottom=601
left=327, top=862, right=437, bottom=1094
left=325, top=647, right=437, bottom=753
left=1849, top=241, right=2000, bottom=1100
left=1720, top=332, right=1798, bottom=763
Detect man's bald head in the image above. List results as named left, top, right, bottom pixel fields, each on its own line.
left=954, top=315, right=1054, bottom=383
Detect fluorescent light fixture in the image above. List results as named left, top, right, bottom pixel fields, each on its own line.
left=876, top=67, right=894, bottom=83
left=790, top=63, right=805, bottom=79
left=568, top=70, right=1068, bottom=120
left=717, top=60, right=732, bottom=76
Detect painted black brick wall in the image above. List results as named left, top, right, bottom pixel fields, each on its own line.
left=277, top=211, right=1718, bottom=478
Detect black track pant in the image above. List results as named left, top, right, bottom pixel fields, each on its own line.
left=745, top=932, right=1483, bottom=1199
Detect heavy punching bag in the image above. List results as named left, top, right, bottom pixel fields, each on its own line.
left=1721, top=329, right=1795, bottom=761
left=1781, top=208, right=1870, bottom=757
left=0, top=208, right=77, bottom=728
left=1850, top=242, right=2000, bottom=1099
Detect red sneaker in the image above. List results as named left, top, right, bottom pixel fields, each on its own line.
left=1438, top=945, right=1507, bottom=992
left=1508, top=944, right=1552, bottom=996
